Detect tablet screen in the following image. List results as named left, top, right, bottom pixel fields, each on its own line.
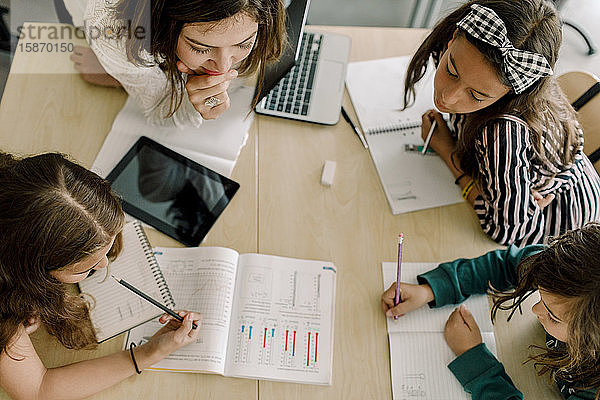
left=106, top=137, right=240, bottom=246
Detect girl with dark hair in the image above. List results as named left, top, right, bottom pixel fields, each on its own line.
left=382, top=222, right=600, bottom=399
left=405, top=0, right=600, bottom=246
left=73, top=0, right=286, bottom=126
left=0, top=152, right=201, bottom=399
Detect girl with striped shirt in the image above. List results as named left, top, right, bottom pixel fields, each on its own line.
left=404, top=0, right=600, bottom=246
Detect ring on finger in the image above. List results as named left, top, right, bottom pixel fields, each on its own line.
left=204, top=96, right=221, bottom=107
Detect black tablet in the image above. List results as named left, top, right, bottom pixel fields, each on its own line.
left=106, top=136, right=240, bottom=247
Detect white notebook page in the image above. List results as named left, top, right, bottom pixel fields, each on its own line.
left=382, top=262, right=496, bottom=400
left=345, top=56, right=434, bottom=133
left=346, top=57, right=462, bottom=215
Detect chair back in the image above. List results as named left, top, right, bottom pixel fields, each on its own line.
left=557, top=71, right=600, bottom=173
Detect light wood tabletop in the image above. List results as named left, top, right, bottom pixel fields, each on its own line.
left=0, top=23, right=560, bottom=400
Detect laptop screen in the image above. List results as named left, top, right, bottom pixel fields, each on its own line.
left=254, top=0, right=311, bottom=102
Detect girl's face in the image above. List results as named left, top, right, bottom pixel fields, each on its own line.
left=433, top=32, right=510, bottom=114
left=50, top=236, right=116, bottom=284
left=175, top=12, right=259, bottom=75
left=531, top=288, right=571, bottom=342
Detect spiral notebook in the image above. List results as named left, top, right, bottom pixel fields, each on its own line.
left=345, top=56, right=462, bottom=215
left=78, top=221, right=174, bottom=342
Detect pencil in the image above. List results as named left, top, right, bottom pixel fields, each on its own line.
left=421, top=120, right=437, bottom=155
left=111, top=275, right=198, bottom=329
left=393, top=233, right=404, bottom=320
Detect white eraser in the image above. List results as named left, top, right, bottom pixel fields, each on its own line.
left=321, top=160, right=336, bottom=187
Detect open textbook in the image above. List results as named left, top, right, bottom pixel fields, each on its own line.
left=346, top=56, right=462, bottom=215
left=125, top=247, right=337, bottom=385
left=92, top=81, right=255, bottom=179
left=382, top=262, right=496, bottom=400
left=78, top=221, right=173, bottom=342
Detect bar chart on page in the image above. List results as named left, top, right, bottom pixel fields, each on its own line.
left=232, top=316, right=323, bottom=372
left=228, top=262, right=331, bottom=374
left=224, top=256, right=335, bottom=383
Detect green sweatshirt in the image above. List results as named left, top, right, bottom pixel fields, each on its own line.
left=416, top=244, right=597, bottom=400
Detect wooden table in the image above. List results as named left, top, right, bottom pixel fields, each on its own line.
left=0, top=24, right=560, bottom=400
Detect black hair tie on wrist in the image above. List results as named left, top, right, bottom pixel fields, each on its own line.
left=454, top=173, right=468, bottom=185
left=129, top=342, right=142, bottom=374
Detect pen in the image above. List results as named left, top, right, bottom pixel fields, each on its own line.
left=111, top=275, right=198, bottom=329
left=421, top=120, right=437, bottom=155
left=341, top=106, right=369, bottom=149
left=393, top=233, right=404, bottom=320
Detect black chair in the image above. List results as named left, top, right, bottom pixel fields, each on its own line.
left=0, top=6, right=10, bottom=52
left=53, top=0, right=74, bottom=26
left=0, top=0, right=74, bottom=53
left=554, top=0, right=596, bottom=56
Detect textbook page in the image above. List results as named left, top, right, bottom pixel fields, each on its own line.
left=125, top=246, right=240, bottom=374
left=224, top=254, right=337, bottom=385
left=92, top=81, right=255, bottom=179
left=382, top=262, right=496, bottom=400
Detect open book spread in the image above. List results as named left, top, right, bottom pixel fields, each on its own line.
left=78, top=221, right=174, bottom=342
left=125, top=247, right=337, bottom=385
left=382, top=262, right=496, bottom=400
left=346, top=56, right=462, bottom=215
left=91, top=80, right=255, bottom=179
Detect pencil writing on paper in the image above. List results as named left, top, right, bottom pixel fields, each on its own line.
left=111, top=275, right=198, bottom=329
left=421, top=120, right=437, bottom=155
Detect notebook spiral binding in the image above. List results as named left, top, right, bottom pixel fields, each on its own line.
left=367, top=121, right=421, bottom=135
left=132, top=221, right=176, bottom=308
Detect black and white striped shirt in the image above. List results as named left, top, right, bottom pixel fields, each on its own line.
left=450, top=113, right=600, bottom=246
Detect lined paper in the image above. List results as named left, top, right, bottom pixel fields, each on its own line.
left=382, top=263, right=493, bottom=333
left=382, top=262, right=496, bottom=400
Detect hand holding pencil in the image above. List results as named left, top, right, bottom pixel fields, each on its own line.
left=420, top=110, right=454, bottom=156
left=381, top=281, right=435, bottom=319
left=149, top=310, right=203, bottom=355
left=112, top=275, right=202, bottom=363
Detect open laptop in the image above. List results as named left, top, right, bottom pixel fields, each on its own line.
left=254, top=0, right=351, bottom=125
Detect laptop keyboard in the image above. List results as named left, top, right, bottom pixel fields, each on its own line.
left=264, top=32, right=323, bottom=116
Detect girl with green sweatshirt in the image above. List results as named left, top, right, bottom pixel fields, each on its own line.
left=382, top=223, right=600, bottom=399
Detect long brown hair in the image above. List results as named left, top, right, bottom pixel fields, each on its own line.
left=0, top=152, right=125, bottom=356
left=491, top=223, right=600, bottom=397
left=404, top=0, right=580, bottom=179
left=114, top=0, right=287, bottom=117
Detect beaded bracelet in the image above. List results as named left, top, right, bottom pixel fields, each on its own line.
left=129, top=342, right=142, bottom=374
left=461, top=179, right=475, bottom=200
